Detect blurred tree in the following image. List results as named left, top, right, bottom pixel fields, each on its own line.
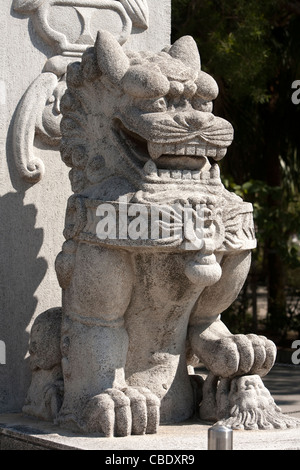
left=172, top=0, right=300, bottom=337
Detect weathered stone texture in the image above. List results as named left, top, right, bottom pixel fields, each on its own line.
left=0, top=0, right=171, bottom=414
left=23, top=30, right=298, bottom=436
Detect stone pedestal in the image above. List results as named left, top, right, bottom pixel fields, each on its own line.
left=1, top=413, right=300, bottom=450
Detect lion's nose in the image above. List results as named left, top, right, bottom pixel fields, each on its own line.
left=173, top=111, right=215, bottom=130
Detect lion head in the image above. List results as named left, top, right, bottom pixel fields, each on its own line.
left=60, top=31, right=233, bottom=203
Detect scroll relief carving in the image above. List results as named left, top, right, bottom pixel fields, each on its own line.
left=12, top=0, right=149, bottom=182
left=23, top=31, right=300, bottom=436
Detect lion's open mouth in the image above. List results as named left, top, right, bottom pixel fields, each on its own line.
left=147, top=142, right=226, bottom=170
left=115, top=119, right=226, bottom=179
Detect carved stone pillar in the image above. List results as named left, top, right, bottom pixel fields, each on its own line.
left=12, top=0, right=150, bottom=183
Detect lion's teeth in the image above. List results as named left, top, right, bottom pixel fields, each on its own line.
left=200, top=171, right=210, bottom=180
left=145, top=166, right=217, bottom=180
left=158, top=169, right=171, bottom=179
left=188, top=145, right=196, bottom=155
left=182, top=170, right=192, bottom=179
left=192, top=170, right=201, bottom=180
left=207, top=148, right=217, bottom=157
left=148, top=141, right=224, bottom=160
left=215, top=148, right=227, bottom=160
left=144, top=160, right=158, bottom=175
left=175, top=144, right=186, bottom=155
left=171, top=170, right=182, bottom=179
left=167, top=144, right=176, bottom=154
left=196, top=147, right=206, bottom=156
left=210, top=164, right=220, bottom=179
left=147, top=142, right=163, bottom=160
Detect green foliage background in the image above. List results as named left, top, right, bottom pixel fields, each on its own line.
left=172, top=0, right=300, bottom=342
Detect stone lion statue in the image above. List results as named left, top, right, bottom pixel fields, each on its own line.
left=23, top=31, right=299, bottom=436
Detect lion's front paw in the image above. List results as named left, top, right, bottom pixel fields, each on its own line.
left=82, top=387, right=160, bottom=437
left=200, top=333, right=276, bottom=378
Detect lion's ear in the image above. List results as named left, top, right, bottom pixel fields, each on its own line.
left=168, top=36, right=201, bottom=72
left=96, top=30, right=130, bottom=84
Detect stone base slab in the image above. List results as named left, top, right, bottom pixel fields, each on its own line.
left=1, top=413, right=300, bottom=451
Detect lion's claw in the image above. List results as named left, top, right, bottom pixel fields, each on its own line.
left=195, top=327, right=277, bottom=379
left=82, top=387, right=160, bottom=437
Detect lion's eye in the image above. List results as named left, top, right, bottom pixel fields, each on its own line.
left=137, top=97, right=167, bottom=113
